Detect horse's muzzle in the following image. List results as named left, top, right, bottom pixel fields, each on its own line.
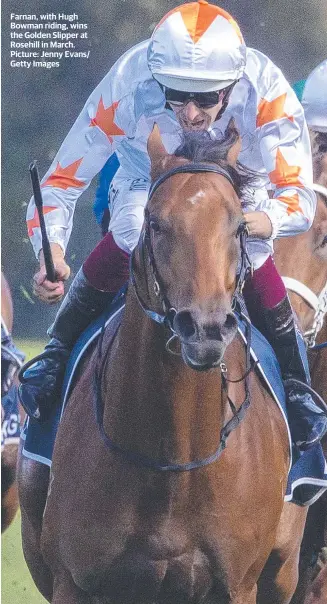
left=173, top=308, right=238, bottom=371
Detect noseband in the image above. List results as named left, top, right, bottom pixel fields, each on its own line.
left=130, top=163, right=250, bottom=347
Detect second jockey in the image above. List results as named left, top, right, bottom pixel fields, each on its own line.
left=301, top=59, right=327, bottom=136
left=19, top=1, right=327, bottom=449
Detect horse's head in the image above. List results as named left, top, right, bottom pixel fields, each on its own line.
left=132, top=122, right=252, bottom=371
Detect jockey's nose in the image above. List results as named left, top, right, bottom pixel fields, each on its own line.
left=183, top=101, right=202, bottom=122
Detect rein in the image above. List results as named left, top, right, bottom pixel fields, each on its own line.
left=313, top=183, right=327, bottom=200
left=95, top=163, right=255, bottom=471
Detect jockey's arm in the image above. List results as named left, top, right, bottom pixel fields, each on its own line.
left=246, top=62, right=316, bottom=241
left=27, top=72, right=127, bottom=304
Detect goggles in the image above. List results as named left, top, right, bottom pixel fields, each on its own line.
left=163, top=85, right=232, bottom=109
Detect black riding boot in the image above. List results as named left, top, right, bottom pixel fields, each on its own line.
left=260, top=296, right=327, bottom=450
left=19, top=268, right=114, bottom=422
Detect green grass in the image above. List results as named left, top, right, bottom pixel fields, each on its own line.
left=2, top=340, right=47, bottom=603
left=2, top=513, right=47, bottom=603
left=16, top=340, right=47, bottom=361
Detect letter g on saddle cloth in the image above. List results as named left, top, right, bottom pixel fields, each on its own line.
left=95, top=162, right=256, bottom=473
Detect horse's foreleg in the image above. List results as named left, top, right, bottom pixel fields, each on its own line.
left=17, top=440, right=53, bottom=601
left=1, top=481, right=19, bottom=532
left=1, top=446, right=19, bottom=532
left=52, top=571, right=93, bottom=604
left=291, top=492, right=327, bottom=604
left=257, top=503, right=307, bottom=604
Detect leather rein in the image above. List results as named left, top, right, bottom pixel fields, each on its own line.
left=95, top=163, right=256, bottom=471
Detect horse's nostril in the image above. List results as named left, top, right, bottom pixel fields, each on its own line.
left=174, top=311, right=196, bottom=339
left=174, top=310, right=237, bottom=342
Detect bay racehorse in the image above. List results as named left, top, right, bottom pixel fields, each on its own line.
left=274, top=139, right=327, bottom=604
left=19, top=124, right=306, bottom=604
left=1, top=272, right=23, bottom=532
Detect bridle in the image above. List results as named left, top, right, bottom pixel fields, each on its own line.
left=129, top=162, right=251, bottom=346
left=95, top=162, right=255, bottom=472
left=282, top=183, right=327, bottom=349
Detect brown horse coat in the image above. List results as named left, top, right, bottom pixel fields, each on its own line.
left=275, top=187, right=327, bottom=604
left=20, top=126, right=302, bottom=604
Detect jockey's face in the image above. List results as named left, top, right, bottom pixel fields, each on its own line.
left=169, top=100, right=223, bottom=131
left=163, top=85, right=232, bottom=131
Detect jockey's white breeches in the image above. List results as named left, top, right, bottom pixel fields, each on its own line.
left=108, top=170, right=273, bottom=271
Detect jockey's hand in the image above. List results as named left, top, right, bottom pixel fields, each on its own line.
left=33, top=243, right=70, bottom=304
left=243, top=211, right=273, bottom=239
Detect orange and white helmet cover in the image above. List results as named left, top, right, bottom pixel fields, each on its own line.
left=148, top=0, right=246, bottom=92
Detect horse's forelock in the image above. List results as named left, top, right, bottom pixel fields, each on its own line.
left=174, top=130, right=257, bottom=198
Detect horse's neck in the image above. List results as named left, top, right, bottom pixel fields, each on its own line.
left=101, top=290, right=241, bottom=464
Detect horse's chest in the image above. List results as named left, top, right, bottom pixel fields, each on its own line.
left=71, top=546, right=233, bottom=604
left=65, top=516, right=260, bottom=604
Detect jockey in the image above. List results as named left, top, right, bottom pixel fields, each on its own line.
left=293, top=60, right=327, bottom=195
left=19, top=0, right=327, bottom=449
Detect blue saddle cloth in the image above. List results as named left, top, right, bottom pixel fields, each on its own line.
left=22, top=296, right=327, bottom=506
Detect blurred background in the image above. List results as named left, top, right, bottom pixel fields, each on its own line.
left=1, top=1, right=327, bottom=602
left=2, top=0, right=327, bottom=340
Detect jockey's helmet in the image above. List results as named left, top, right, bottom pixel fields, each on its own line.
left=147, top=0, right=246, bottom=93
left=302, top=59, right=327, bottom=133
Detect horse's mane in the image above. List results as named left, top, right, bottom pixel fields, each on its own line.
left=174, top=126, right=258, bottom=198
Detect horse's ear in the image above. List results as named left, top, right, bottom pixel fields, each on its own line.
left=225, top=118, right=241, bottom=167
left=147, top=124, right=168, bottom=178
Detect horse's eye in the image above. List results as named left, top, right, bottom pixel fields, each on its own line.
left=149, top=219, right=161, bottom=233
left=321, top=235, right=327, bottom=248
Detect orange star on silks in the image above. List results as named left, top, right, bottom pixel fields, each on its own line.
left=256, top=94, right=294, bottom=128
left=42, top=158, right=85, bottom=190
left=269, top=148, right=304, bottom=190
left=278, top=193, right=304, bottom=216
left=90, top=97, right=125, bottom=142
left=27, top=206, right=57, bottom=237
left=155, top=0, right=243, bottom=44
